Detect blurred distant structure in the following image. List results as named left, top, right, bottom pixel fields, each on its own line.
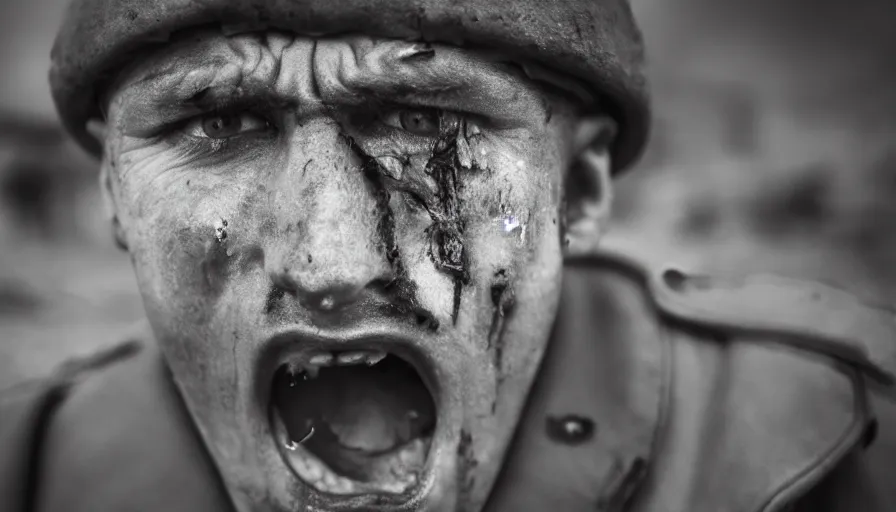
left=0, top=113, right=102, bottom=242
left=611, top=0, right=896, bottom=301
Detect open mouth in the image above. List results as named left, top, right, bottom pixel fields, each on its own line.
left=269, top=347, right=438, bottom=498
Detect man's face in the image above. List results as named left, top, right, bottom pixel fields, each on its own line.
left=102, top=30, right=588, bottom=511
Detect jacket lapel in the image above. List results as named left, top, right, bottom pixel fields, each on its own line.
left=485, top=259, right=669, bottom=511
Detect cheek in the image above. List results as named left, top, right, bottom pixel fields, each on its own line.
left=117, top=152, right=268, bottom=319
left=447, top=135, right=564, bottom=378
left=462, top=135, right=563, bottom=274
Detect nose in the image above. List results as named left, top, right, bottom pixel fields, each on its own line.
left=265, top=122, right=394, bottom=312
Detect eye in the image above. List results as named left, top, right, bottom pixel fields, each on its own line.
left=380, top=108, right=441, bottom=137
left=184, top=112, right=270, bottom=139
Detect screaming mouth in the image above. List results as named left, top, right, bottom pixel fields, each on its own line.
left=270, top=346, right=437, bottom=498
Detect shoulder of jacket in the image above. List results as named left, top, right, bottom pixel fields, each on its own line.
left=0, top=331, right=145, bottom=512
left=566, top=249, right=896, bottom=398
left=16, top=322, right=235, bottom=512
left=567, top=251, right=892, bottom=510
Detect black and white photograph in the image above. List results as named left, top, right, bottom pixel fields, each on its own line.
left=1, top=1, right=894, bottom=510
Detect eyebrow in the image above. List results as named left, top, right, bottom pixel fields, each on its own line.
left=112, top=61, right=248, bottom=136
left=113, top=36, right=562, bottom=133
left=315, top=50, right=556, bottom=123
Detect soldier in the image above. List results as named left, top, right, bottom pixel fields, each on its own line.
left=2, top=0, right=894, bottom=511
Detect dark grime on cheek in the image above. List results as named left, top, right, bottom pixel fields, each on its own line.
left=341, top=111, right=474, bottom=327
left=341, top=134, right=437, bottom=330
left=456, top=429, right=478, bottom=506
left=422, top=115, right=470, bottom=325
left=488, top=268, right=516, bottom=395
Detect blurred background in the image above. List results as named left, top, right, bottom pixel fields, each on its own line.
left=1, top=0, right=895, bottom=389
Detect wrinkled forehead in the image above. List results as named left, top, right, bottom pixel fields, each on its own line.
left=106, top=29, right=593, bottom=118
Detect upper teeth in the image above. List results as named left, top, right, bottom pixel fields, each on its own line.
left=285, top=349, right=388, bottom=379
left=308, top=353, right=334, bottom=366
left=336, top=352, right=368, bottom=365
left=365, top=352, right=387, bottom=366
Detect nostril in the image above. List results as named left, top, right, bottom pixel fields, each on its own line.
left=265, top=286, right=289, bottom=315
left=269, top=267, right=300, bottom=294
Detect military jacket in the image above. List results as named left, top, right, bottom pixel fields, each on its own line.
left=2, top=251, right=894, bottom=511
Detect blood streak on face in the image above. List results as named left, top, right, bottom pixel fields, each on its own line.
left=102, top=32, right=584, bottom=512
left=421, top=115, right=470, bottom=324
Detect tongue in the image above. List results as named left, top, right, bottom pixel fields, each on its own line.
left=280, top=361, right=435, bottom=453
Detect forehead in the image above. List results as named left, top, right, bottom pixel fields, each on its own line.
left=106, top=29, right=591, bottom=116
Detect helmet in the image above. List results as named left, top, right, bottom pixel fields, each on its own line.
left=50, top=0, right=650, bottom=172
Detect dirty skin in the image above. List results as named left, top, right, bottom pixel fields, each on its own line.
left=488, top=269, right=516, bottom=382
left=180, top=219, right=234, bottom=301
left=261, top=116, right=478, bottom=330
left=196, top=216, right=266, bottom=305
left=342, top=110, right=475, bottom=327
left=342, top=108, right=514, bottom=505
left=456, top=429, right=478, bottom=506
left=341, top=133, right=438, bottom=329
left=422, top=114, right=471, bottom=324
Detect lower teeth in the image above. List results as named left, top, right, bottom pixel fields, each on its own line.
left=271, top=353, right=436, bottom=496
left=274, top=408, right=423, bottom=496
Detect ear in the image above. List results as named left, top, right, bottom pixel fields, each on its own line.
left=92, top=119, right=128, bottom=251
left=563, top=115, right=617, bottom=257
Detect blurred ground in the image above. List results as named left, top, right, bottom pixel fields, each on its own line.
left=1, top=0, right=895, bottom=392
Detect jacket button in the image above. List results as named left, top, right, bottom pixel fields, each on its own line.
left=546, top=414, right=596, bottom=444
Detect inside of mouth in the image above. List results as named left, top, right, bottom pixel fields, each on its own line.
left=272, top=353, right=436, bottom=493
